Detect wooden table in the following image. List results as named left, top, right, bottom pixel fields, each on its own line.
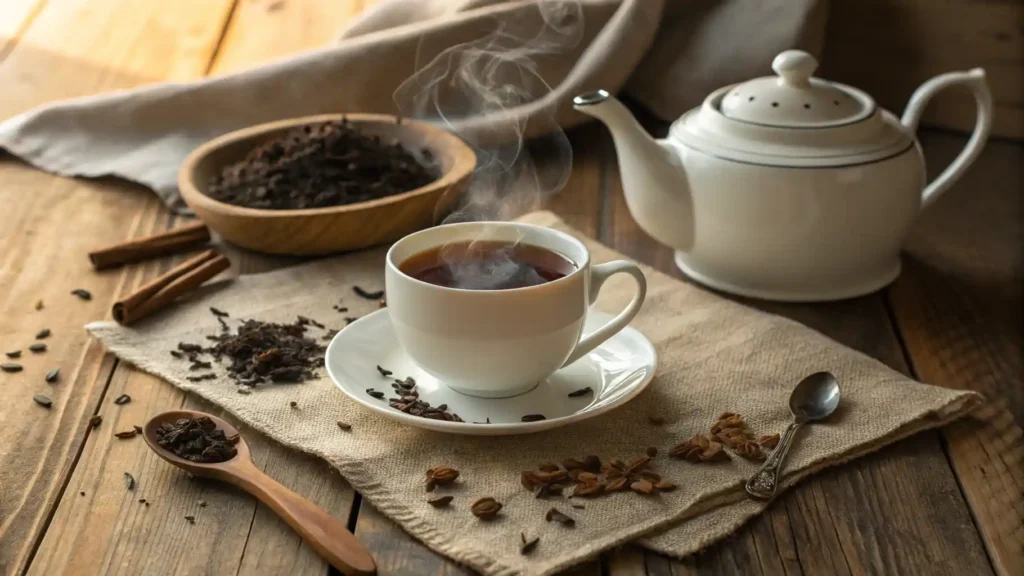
left=0, top=1, right=1020, bottom=575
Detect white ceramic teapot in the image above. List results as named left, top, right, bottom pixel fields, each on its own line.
left=573, top=50, right=992, bottom=302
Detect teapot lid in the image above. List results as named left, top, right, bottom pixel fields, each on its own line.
left=720, top=51, right=870, bottom=127
left=670, top=50, right=914, bottom=168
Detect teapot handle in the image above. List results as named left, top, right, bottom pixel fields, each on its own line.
left=900, top=69, right=993, bottom=211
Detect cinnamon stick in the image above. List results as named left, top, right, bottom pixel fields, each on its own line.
left=89, top=221, right=210, bottom=270
left=113, top=249, right=230, bottom=325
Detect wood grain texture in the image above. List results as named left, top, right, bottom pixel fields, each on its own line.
left=821, top=0, right=1024, bottom=139
left=595, top=118, right=994, bottom=575
left=889, top=131, right=1024, bottom=576
left=0, top=0, right=45, bottom=59
left=0, top=0, right=235, bottom=572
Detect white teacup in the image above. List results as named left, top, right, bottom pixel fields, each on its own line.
left=385, top=222, right=647, bottom=398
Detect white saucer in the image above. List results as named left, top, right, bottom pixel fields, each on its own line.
left=325, top=309, right=657, bottom=435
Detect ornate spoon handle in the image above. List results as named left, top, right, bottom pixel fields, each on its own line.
left=746, top=421, right=802, bottom=499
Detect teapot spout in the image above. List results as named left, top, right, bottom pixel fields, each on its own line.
left=573, top=91, right=694, bottom=251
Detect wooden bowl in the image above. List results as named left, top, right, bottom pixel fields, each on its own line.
left=178, top=114, right=475, bottom=255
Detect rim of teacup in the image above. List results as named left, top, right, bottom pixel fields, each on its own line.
left=385, top=221, right=591, bottom=294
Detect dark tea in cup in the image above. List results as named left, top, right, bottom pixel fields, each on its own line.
left=399, top=240, right=577, bottom=291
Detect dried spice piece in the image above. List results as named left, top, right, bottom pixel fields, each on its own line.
left=114, top=430, right=138, bottom=439
left=33, top=394, right=53, bottom=408
left=469, top=497, right=502, bottom=520
left=114, top=394, right=131, bottom=405
left=520, top=533, right=540, bottom=555
left=670, top=434, right=728, bottom=462
left=653, top=480, right=677, bottom=491
left=376, top=365, right=393, bottom=377
left=170, top=350, right=184, bottom=359
left=71, top=289, right=92, bottom=301
left=199, top=500, right=208, bottom=507
left=711, top=412, right=765, bottom=460
left=630, top=479, right=655, bottom=495
left=386, top=377, right=465, bottom=423
left=133, top=425, right=143, bottom=434
left=29, top=343, right=47, bottom=353
left=521, top=414, right=546, bottom=422
left=289, top=401, right=298, bottom=409
left=759, top=433, right=781, bottom=449
left=138, top=498, right=147, bottom=504
left=124, top=472, right=136, bottom=491
left=337, top=421, right=352, bottom=431
left=545, top=507, right=576, bottom=527
left=366, top=389, right=385, bottom=400
left=5, top=350, right=20, bottom=359
left=207, top=119, right=436, bottom=211
left=88, top=415, right=103, bottom=428
left=45, top=368, right=60, bottom=383
left=582, top=455, right=602, bottom=473
left=35, top=299, right=44, bottom=310
left=567, top=387, right=592, bottom=398
left=2, top=362, right=23, bottom=372
left=184, top=515, right=195, bottom=524
left=426, top=467, right=459, bottom=492
left=154, top=416, right=238, bottom=463
left=186, top=374, right=217, bottom=382
left=645, top=446, right=658, bottom=458
left=210, top=307, right=229, bottom=318
left=189, top=361, right=212, bottom=371
left=353, top=286, right=385, bottom=300
left=427, top=495, right=453, bottom=507
left=36, top=328, right=51, bottom=339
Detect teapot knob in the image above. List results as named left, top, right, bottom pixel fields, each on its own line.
left=772, top=50, right=818, bottom=87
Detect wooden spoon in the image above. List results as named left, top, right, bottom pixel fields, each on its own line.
left=143, top=410, right=376, bottom=576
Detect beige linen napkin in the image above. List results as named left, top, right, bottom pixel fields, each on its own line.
left=85, top=212, right=979, bottom=576
left=0, top=0, right=824, bottom=211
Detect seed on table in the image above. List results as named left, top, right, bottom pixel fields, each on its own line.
left=33, top=394, right=53, bottom=408
left=289, top=401, right=298, bottom=408
left=427, top=495, right=453, bottom=507
left=29, top=343, right=47, bottom=353
left=210, top=307, right=229, bottom=318
left=545, top=507, right=576, bottom=527
left=35, top=299, right=44, bottom=310
left=521, top=414, right=546, bottom=422
left=469, top=497, right=502, bottom=520
left=337, top=421, right=352, bottom=431
left=1, top=362, right=23, bottom=372
left=124, top=472, right=135, bottom=491
left=199, top=500, right=207, bottom=508
left=184, top=515, right=195, bottom=524
left=133, top=425, right=143, bottom=434
left=36, top=328, right=51, bottom=339
left=5, top=350, right=21, bottom=359
left=113, top=394, right=131, bottom=405
left=114, top=430, right=138, bottom=439
left=138, top=498, right=147, bottom=504
left=646, top=446, right=658, bottom=458
left=520, top=533, right=540, bottom=555
left=88, top=415, right=102, bottom=428
left=567, top=386, right=592, bottom=398
left=45, top=368, right=60, bottom=383
left=71, top=289, right=92, bottom=301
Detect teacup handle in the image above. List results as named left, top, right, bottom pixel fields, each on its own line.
left=561, top=260, right=647, bottom=367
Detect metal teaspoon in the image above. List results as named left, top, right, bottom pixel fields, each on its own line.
left=746, top=371, right=841, bottom=499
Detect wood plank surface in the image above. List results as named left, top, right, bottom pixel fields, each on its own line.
left=889, top=132, right=1024, bottom=576
left=15, top=1, right=369, bottom=575
left=596, top=118, right=994, bottom=575
left=0, top=0, right=236, bottom=572
left=0, top=0, right=45, bottom=60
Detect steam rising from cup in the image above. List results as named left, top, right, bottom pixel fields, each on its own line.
left=393, top=0, right=583, bottom=289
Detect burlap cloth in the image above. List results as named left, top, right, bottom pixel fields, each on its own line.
left=86, top=212, right=981, bottom=576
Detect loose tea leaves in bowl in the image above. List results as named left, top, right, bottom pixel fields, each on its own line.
left=154, top=415, right=239, bottom=463
left=206, top=119, right=438, bottom=210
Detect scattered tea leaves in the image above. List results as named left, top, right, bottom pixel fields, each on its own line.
left=759, top=433, right=781, bottom=449
left=521, top=414, right=546, bottom=422
left=427, top=495, right=453, bottom=507
left=35, top=328, right=51, bottom=339
left=184, top=515, right=195, bottom=524
left=71, top=289, right=92, bottom=301
left=89, top=415, right=103, bottom=428
left=376, top=365, right=393, bottom=377
left=469, top=497, right=502, bottom=520
left=337, top=421, right=352, bottom=431
left=567, top=387, right=592, bottom=398
left=425, top=467, right=459, bottom=492
left=545, top=507, right=576, bottom=527
left=113, top=394, right=131, bottom=405
left=199, top=500, right=208, bottom=508
left=169, top=350, right=184, bottom=359
left=645, top=446, right=658, bottom=458
left=2, top=362, right=23, bottom=372
left=520, top=533, right=540, bottom=555
left=289, top=401, right=298, bottom=408
left=33, top=394, right=53, bottom=408
left=45, top=368, right=60, bottom=383
left=29, top=343, right=47, bottom=353
left=186, top=374, right=217, bottom=382
left=114, top=430, right=138, bottom=439
left=210, top=307, right=229, bottom=318
left=138, top=498, right=147, bottom=504
left=237, top=387, right=252, bottom=395
left=35, top=299, right=44, bottom=310
left=5, top=350, right=20, bottom=359
left=353, top=286, right=384, bottom=300
left=366, top=389, right=385, bottom=400
left=124, top=472, right=136, bottom=491
left=344, top=317, right=357, bottom=325
left=133, top=425, right=143, bottom=434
